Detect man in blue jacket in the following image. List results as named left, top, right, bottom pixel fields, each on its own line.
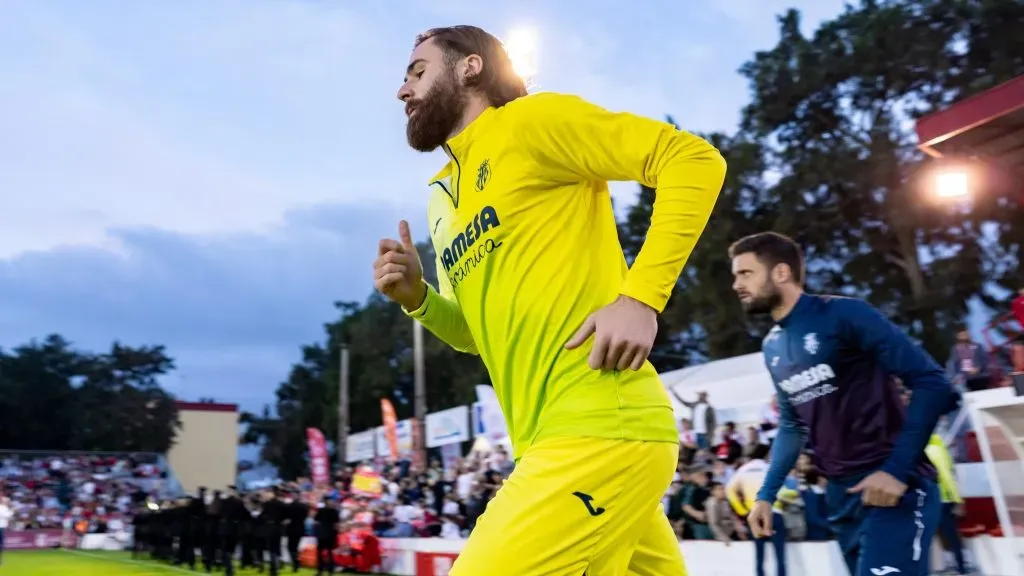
left=729, top=232, right=958, bottom=576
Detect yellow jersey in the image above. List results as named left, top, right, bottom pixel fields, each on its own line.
left=925, top=434, right=961, bottom=504
left=406, top=93, right=726, bottom=460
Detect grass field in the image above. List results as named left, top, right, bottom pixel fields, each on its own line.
left=0, top=550, right=400, bottom=576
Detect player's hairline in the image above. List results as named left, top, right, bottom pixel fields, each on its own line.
left=728, top=231, right=805, bottom=283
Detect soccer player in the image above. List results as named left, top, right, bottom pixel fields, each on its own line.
left=729, top=232, right=958, bottom=576
left=373, top=25, right=726, bottom=576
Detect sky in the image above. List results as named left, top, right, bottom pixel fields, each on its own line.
left=0, top=0, right=856, bottom=413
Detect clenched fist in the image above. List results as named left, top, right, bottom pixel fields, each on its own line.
left=374, top=220, right=427, bottom=311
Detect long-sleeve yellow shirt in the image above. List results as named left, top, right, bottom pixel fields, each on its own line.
left=406, top=92, right=726, bottom=459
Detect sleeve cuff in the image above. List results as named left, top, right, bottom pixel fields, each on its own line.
left=404, top=282, right=435, bottom=319
left=620, top=279, right=669, bottom=314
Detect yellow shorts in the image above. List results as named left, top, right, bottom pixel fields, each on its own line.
left=450, top=437, right=686, bottom=576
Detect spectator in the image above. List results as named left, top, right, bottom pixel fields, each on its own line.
left=1012, top=288, right=1024, bottom=373
left=0, top=495, right=11, bottom=564
left=714, top=422, right=743, bottom=465
left=705, top=482, right=738, bottom=545
left=946, top=328, right=990, bottom=392
left=678, top=418, right=698, bottom=464
left=674, top=391, right=716, bottom=450
left=743, top=426, right=769, bottom=460
left=682, top=466, right=712, bottom=540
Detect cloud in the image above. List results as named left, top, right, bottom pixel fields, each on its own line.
left=0, top=0, right=853, bottom=410
left=0, top=201, right=407, bottom=408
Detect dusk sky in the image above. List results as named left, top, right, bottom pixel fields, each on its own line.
left=0, top=0, right=854, bottom=412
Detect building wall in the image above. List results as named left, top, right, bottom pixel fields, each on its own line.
left=166, top=402, right=239, bottom=494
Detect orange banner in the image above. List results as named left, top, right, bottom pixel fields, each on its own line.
left=380, top=399, right=399, bottom=461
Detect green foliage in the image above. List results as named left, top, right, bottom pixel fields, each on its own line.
left=0, top=335, right=180, bottom=453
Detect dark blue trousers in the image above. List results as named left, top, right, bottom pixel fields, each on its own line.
left=754, top=512, right=787, bottom=576
left=937, top=503, right=966, bottom=573
left=827, top=474, right=941, bottom=576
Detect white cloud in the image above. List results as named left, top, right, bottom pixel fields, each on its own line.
left=0, top=0, right=856, bottom=407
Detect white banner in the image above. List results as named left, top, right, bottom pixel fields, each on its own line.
left=475, top=385, right=508, bottom=442
left=346, top=430, right=376, bottom=463
left=425, top=405, right=470, bottom=448
left=375, top=419, right=414, bottom=458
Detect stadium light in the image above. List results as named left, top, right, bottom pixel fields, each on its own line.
left=504, top=27, right=539, bottom=81
left=934, top=169, right=970, bottom=199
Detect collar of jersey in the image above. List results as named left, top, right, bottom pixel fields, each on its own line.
left=443, top=106, right=498, bottom=161
left=777, top=293, right=811, bottom=327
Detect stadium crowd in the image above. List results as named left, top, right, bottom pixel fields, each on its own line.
left=0, top=452, right=168, bottom=534
left=0, top=383, right=980, bottom=574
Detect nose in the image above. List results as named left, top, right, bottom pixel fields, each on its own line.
left=732, top=279, right=743, bottom=293
left=397, top=84, right=412, bottom=103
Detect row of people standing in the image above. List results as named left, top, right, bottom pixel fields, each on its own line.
left=132, top=485, right=314, bottom=575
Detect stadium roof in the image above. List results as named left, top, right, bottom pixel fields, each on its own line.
left=915, top=74, right=1024, bottom=174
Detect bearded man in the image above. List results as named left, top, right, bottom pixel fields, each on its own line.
left=372, top=24, right=727, bottom=576
left=729, top=231, right=958, bottom=576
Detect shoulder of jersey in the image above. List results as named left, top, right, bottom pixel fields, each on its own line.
left=498, top=91, right=587, bottom=121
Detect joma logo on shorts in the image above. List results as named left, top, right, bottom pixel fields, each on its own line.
left=778, top=363, right=836, bottom=394
left=572, top=492, right=605, bottom=516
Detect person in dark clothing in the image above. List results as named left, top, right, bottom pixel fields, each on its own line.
left=201, top=490, right=223, bottom=572
left=260, top=488, right=289, bottom=576
left=131, top=506, right=151, bottom=559
left=731, top=232, right=957, bottom=576
left=239, top=495, right=257, bottom=570
left=186, top=487, right=206, bottom=569
left=172, top=496, right=194, bottom=568
left=220, top=486, right=249, bottom=576
left=250, top=495, right=267, bottom=572
left=314, top=498, right=342, bottom=575
left=285, top=492, right=310, bottom=572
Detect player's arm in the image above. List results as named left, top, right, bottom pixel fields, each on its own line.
left=516, top=93, right=727, bottom=312
left=755, top=392, right=807, bottom=504
left=836, top=299, right=957, bottom=482
left=405, top=258, right=478, bottom=354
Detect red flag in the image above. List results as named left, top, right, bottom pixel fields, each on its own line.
left=380, top=399, right=399, bottom=461
left=305, top=427, right=330, bottom=486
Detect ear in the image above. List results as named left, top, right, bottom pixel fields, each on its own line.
left=461, top=54, right=484, bottom=83
left=772, top=263, right=791, bottom=284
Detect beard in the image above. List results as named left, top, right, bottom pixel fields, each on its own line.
left=406, top=66, right=467, bottom=152
left=740, top=281, right=782, bottom=315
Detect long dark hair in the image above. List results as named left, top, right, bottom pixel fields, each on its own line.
left=415, top=26, right=528, bottom=107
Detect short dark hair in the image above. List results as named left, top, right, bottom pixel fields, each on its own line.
left=415, top=26, right=528, bottom=108
left=728, top=232, right=805, bottom=285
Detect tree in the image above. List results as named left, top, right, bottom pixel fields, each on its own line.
left=735, top=0, right=1024, bottom=359
left=0, top=336, right=180, bottom=453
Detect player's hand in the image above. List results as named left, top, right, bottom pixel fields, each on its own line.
left=373, top=220, right=427, bottom=311
left=847, top=471, right=906, bottom=507
left=747, top=500, right=774, bottom=538
left=565, top=295, right=658, bottom=371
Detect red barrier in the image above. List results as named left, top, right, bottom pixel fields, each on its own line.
left=415, top=551, right=460, bottom=576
